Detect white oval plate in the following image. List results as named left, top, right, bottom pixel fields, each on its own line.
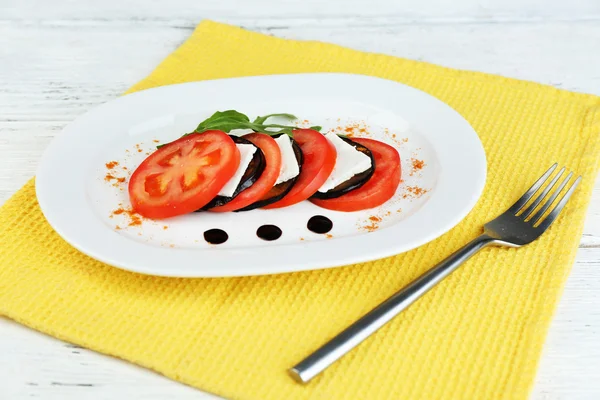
left=36, top=73, right=486, bottom=277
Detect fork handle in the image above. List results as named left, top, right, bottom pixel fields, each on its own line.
left=289, top=234, right=496, bottom=383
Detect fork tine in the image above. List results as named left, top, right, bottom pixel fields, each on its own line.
left=509, top=163, right=558, bottom=214
left=530, top=172, right=573, bottom=225
left=535, top=176, right=582, bottom=231
left=521, top=167, right=566, bottom=220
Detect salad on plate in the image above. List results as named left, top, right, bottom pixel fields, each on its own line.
left=128, top=111, right=402, bottom=219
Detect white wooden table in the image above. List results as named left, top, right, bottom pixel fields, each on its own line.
left=1, top=1, right=599, bottom=398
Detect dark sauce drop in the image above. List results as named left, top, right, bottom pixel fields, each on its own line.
left=307, top=215, right=333, bottom=234
left=256, top=225, right=282, bottom=241
left=203, top=229, right=228, bottom=245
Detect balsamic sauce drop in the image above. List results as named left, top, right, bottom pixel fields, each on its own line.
left=203, top=229, right=229, bottom=245
left=256, top=225, right=282, bottom=241
left=307, top=215, right=333, bottom=234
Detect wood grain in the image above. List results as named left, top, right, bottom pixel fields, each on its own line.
left=1, top=1, right=599, bottom=398
left=2, top=0, right=599, bottom=20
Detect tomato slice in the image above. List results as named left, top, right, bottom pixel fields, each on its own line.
left=128, top=130, right=240, bottom=219
left=310, top=138, right=401, bottom=212
left=263, top=129, right=336, bottom=209
left=210, top=133, right=282, bottom=212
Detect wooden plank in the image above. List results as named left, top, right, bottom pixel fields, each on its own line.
left=2, top=0, right=599, bottom=20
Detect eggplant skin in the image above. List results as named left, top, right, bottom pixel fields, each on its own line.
left=310, top=136, right=375, bottom=200
left=197, top=135, right=266, bottom=211
left=236, top=134, right=304, bottom=212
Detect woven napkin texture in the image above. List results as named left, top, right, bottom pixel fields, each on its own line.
left=1, top=20, right=600, bottom=400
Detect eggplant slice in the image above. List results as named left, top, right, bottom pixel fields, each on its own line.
left=236, top=134, right=304, bottom=211
left=198, top=135, right=266, bottom=211
left=310, top=136, right=375, bottom=200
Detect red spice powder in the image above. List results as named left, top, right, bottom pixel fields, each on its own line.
left=412, top=158, right=425, bottom=171
left=111, top=207, right=143, bottom=227
left=129, top=216, right=142, bottom=227
left=105, top=161, right=119, bottom=169
left=410, top=158, right=426, bottom=176
left=325, top=234, right=333, bottom=239
left=362, top=215, right=383, bottom=232
left=295, top=119, right=312, bottom=129
left=331, top=121, right=371, bottom=137
left=163, top=225, right=168, bottom=230
left=410, top=186, right=427, bottom=196
left=386, top=133, right=408, bottom=147
left=362, top=223, right=379, bottom=232
left=401, top=186, right=429, bottom=199
left=153, top=139, right=160, bottom=143
left=104, top=174, right=126, bottom=184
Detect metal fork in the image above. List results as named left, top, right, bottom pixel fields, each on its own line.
left=289, top=163, right=582, bottom=383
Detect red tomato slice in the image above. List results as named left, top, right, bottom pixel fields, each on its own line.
left=263, top=129, right=336, bottom=209
left=310, top=138, right=401, bottom=212
left=210, top=133, right=282, bottom=212
left=128, top=130, right=240, bottom=219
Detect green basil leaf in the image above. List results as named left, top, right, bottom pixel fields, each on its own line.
left=157, top=110, right=311, bottom=147
left=308, top=126, right=322, bottom=131
left=196, top=110, right=251, bottom=133
left=253, top=113, right=297, bottom=125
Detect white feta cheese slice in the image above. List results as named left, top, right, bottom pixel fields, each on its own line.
left=218, top=143, right=257, bottom=197
left=317, top=133, right=372, bottom=193
left=274, top=134, right=300, bottom=185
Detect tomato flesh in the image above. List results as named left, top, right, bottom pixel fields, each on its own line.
left=310, top=138, right=401, bottom=212
left=128, top=130, right=239, bottom=219
left=263, top=129, right=336, bottom=208
left=210, top=133, right=282, bottom=212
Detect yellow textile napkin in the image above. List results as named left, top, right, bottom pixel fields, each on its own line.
left=2, top=20, right=600, bottom=400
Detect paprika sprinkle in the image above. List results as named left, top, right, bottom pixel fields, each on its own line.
left=105, top=161, right=119, bottom=169
left=401, top=186, right=429, bottom=199
left=111, top=206, right=143, bottom=227
left=410, top=158, right=426, bottom=176
left=104, top=173, right=126, bottom=184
